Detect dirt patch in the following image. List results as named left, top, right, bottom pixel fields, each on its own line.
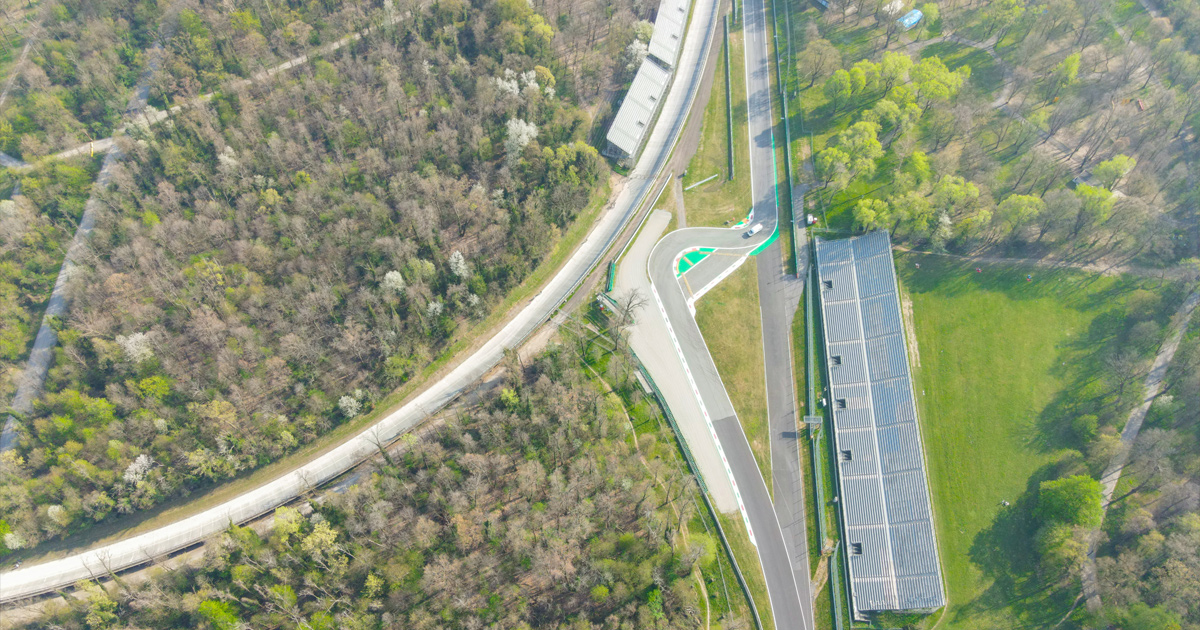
left=810, top=554, right=829, bottom=596
left=900, top=287, right=921, bottom=368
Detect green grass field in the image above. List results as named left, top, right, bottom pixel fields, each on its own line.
left=694, top=259, right=773, bottom=489
left=896, top=254, right=1179, bottom=629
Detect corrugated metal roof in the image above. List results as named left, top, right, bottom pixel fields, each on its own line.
left=649, top=0, right=689, bottom=67
left=606, top=60, right=672, bottom=158
left=815, top=230, right=945, bottom=614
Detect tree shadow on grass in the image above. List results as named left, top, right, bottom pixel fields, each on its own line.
left=954, top=462, right=1081, bottom=629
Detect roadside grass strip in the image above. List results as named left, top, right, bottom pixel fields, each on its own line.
left=687, top=255, right=749, bottom=315
left=732, top=207, right=755, bottom=228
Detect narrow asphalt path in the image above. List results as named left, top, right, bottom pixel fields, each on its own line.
left=0, top=0, right=723, bottom=603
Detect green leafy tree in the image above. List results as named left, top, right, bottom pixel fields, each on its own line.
left=917, top=3, right=940, bottom=40
left=1072, top=184, right=1114, bottom=238
left=995, top=194, right=1045, bottom=241
left=984, top=0, right=1026, bottom=38
left=198, top=600, right=240, bottom=630
left=815, top=147, right=851, bottom=191
left=1035, top=523, right=1088, bottom=577
left=931, top=175, right=980, bottom=217
left=229, top=10, right=261, bottom=33
left=888, top=190, right=935, bottom=234
left=903, top=151, right=934, bottom=188
left=1093, top=155, right=1137, bottom=189
left=824, top=69, right=853, bottom=114
left=850, top=59, right=880, bottom=97
left=853, top=198, right=890, bottom=231
left=1047, top=53, right=1080, bottom=102
left=911, top=56, right=969, bottom=111
left=833, top=122, right=884, bottom=179
left=1037, top=475, right=1103, bottom=528
left=879, top=51, right=912, bottom=95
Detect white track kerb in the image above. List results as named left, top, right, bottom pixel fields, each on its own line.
left=687, top=254, right=748, bottom=312
left=648, top=281, right=758, bottom=546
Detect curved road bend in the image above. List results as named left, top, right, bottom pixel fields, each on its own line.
left=622, top=0, right=814, bottom=625
left=0, top=0, right=723, bottom=603
left=645, top=221, right=811, bottom=630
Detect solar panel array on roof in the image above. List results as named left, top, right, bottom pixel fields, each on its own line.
left=605, top=60, right=672, bottom=159
left=814, top=230, right=945, bottom=614
left=648, top=0, right=688, bottom=67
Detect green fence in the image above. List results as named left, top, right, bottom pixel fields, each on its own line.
left=634, top=357, right=764, bottom=630
left=831, top=540, right=848, bottom=630
left=768, top=0, right=800, bottom=276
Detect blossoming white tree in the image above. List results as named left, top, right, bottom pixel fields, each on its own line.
left=116, top=332, right=154, bottom=364
left=382, top=270, right=406, bottom=294
left=449, top=251, right=470, bottom=278
left=505, top=118, right=538, bottom=167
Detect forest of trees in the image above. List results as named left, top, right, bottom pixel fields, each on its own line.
left=0, top=159, right=97, bottom=403
left=1093, top=327, right=1200, bottom=628
left=0, top=0, right=629, bottom=553
left=8, top=345, right=719, bottom=630
left=803, top=0, right=1198, bottom=268
left=1, top=0, right=382, bottom=158
left=797, top=0, right=1200, bottom=626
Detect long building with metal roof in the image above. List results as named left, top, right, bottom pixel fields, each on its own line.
left=648, top=0, right=688, bottom=67
left=814, top=230, right=945, bottom=614
left=604, top=58, right=672, bottom=160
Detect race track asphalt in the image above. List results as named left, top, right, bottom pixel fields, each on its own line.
left=621, top=0, right=816, bottom=624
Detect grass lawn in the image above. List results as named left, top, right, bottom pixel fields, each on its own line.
left=896, top=253, right=1179, bottom=629
left=681, top=24, right=753, bottom=228
left=693, top=259, right=772, bottom=489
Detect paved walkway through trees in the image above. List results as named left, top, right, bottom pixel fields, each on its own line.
left=1081, top=286, right=1200, bottom=610
left=0, top=33, right=36, bottom=110
left=1, top=7, right=181, bottom=451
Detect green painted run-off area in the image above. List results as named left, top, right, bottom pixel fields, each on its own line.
left=676, top=248, right=717, bottom=276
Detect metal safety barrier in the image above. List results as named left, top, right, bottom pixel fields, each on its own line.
left=633, top=357, right=765, bottom=630
left=725, top=14, right=735, bottom=181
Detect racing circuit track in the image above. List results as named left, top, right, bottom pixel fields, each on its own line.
left=622, top=0, right=814, bottom=624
